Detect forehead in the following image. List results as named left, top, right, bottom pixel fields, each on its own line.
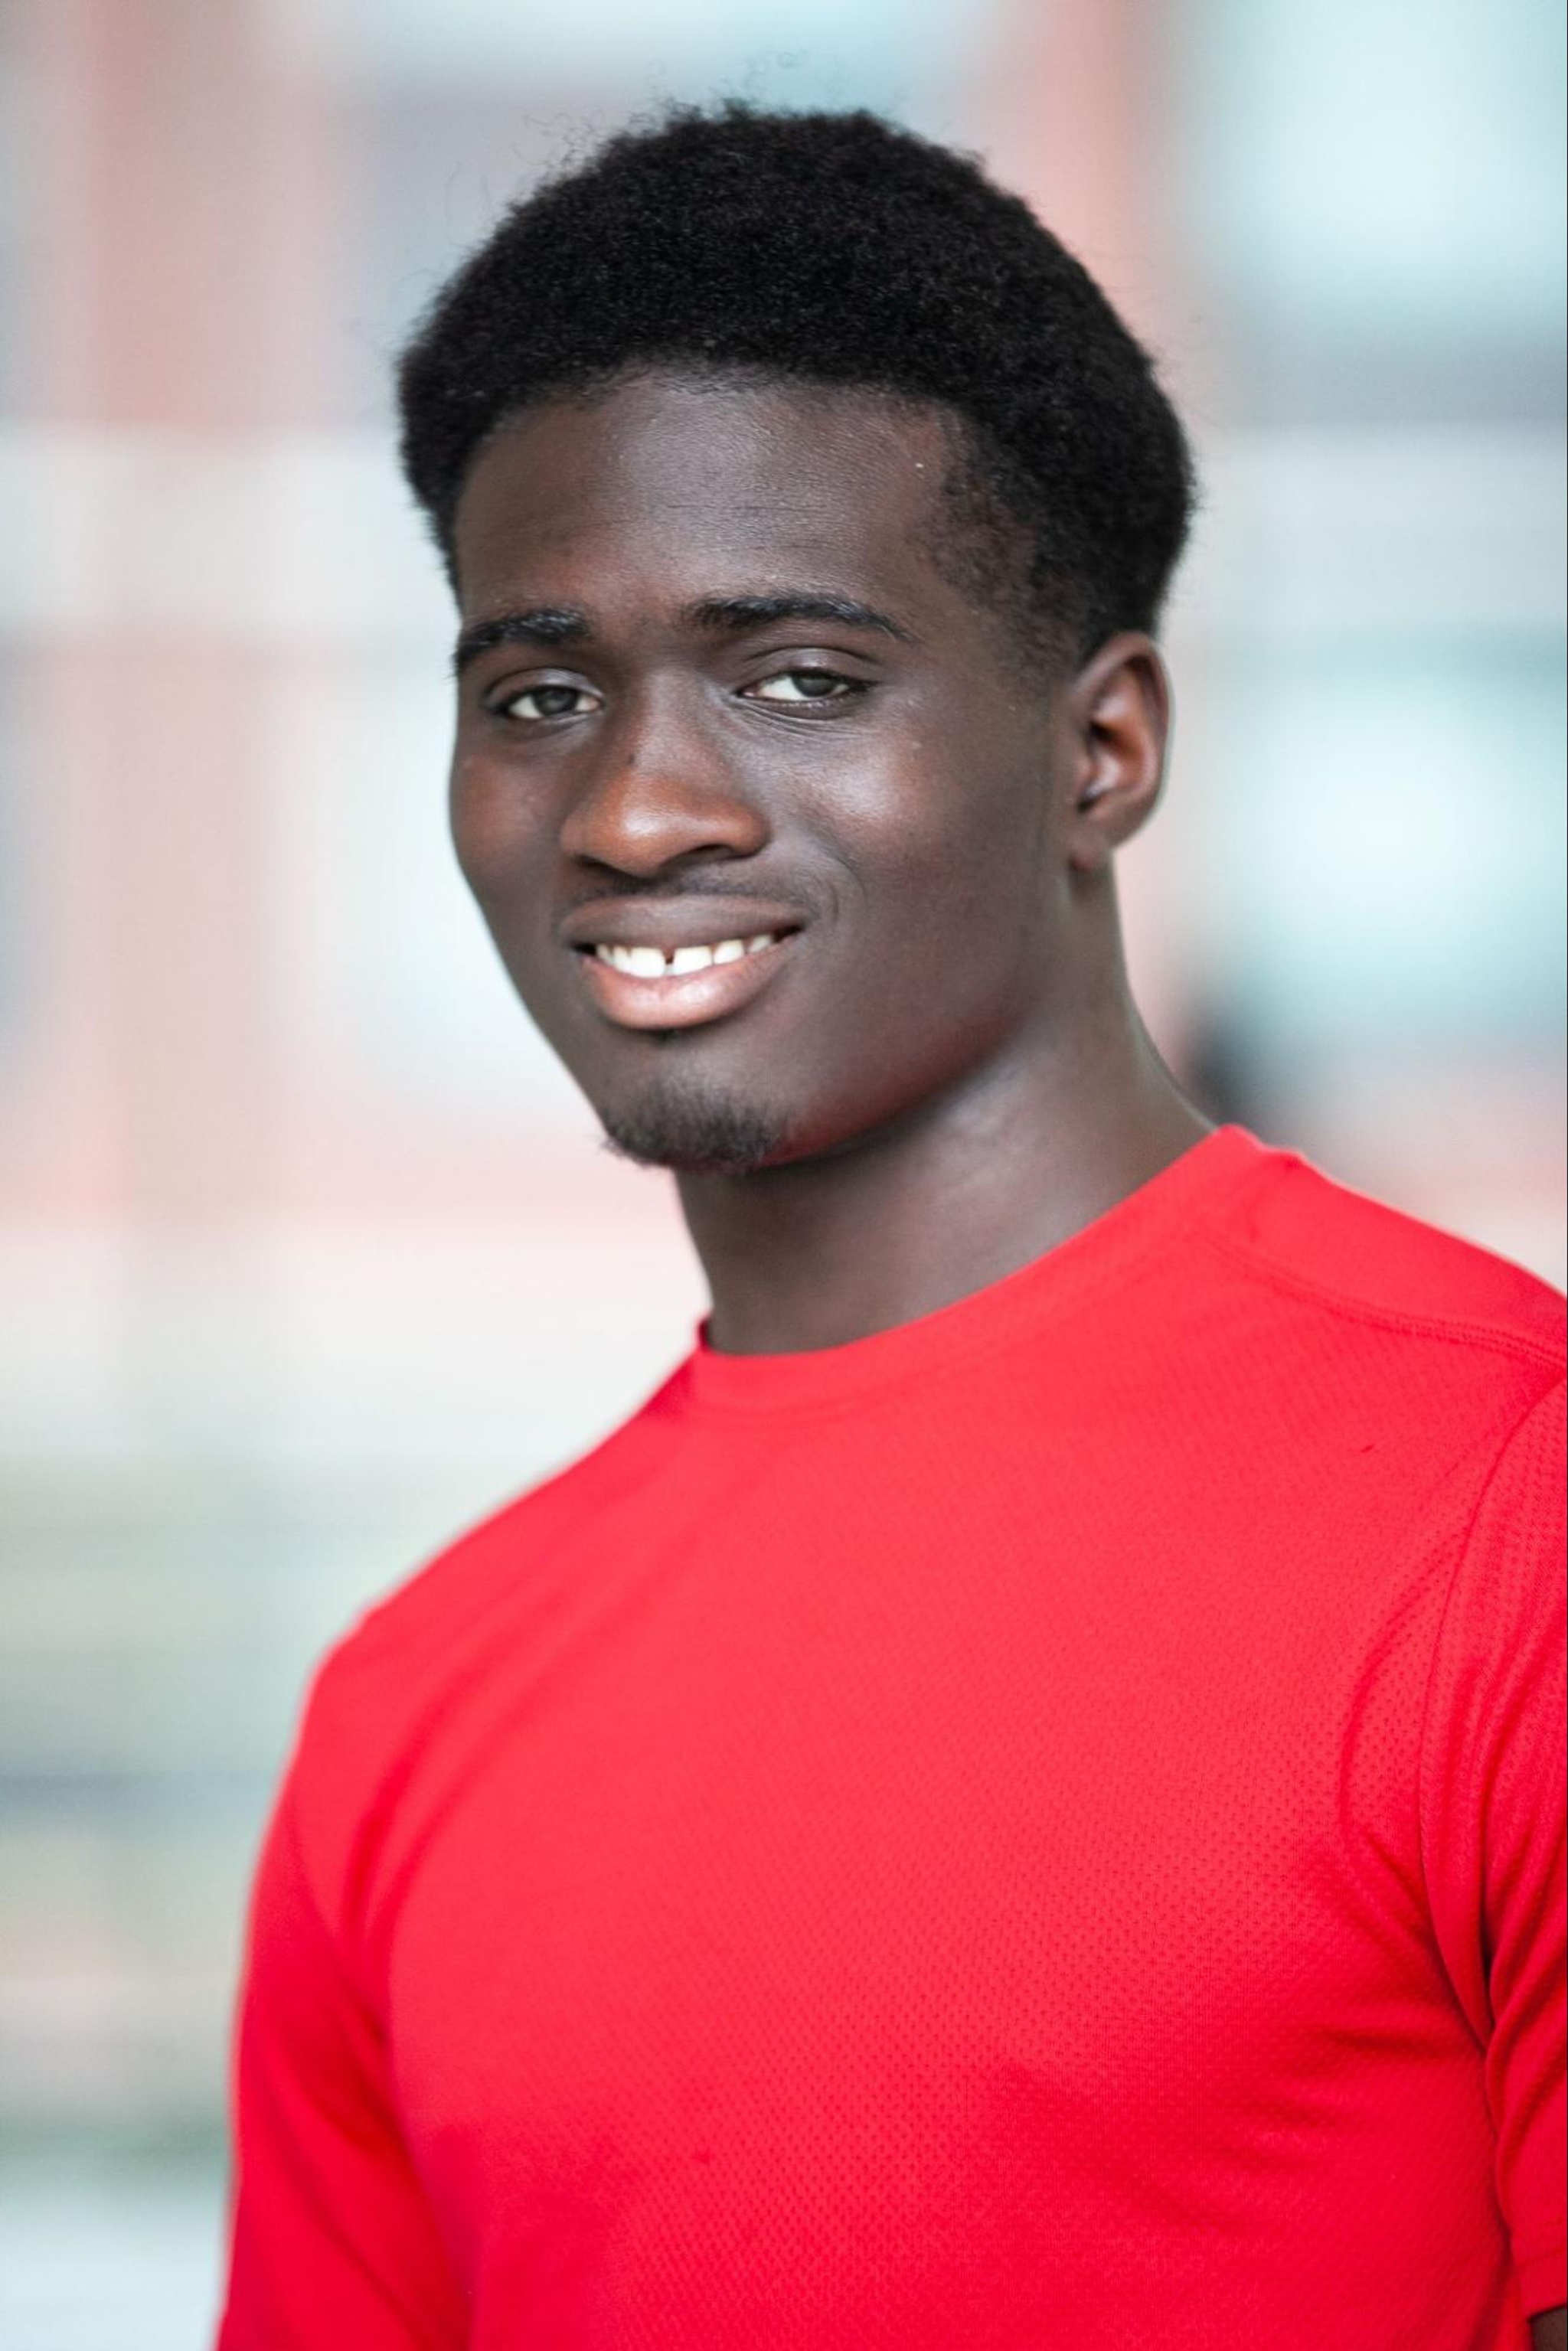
left=450, top=371, right=960, bottom=618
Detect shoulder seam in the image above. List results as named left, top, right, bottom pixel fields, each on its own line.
left=1197, top=1224, right=1566, bottom=1376
left=1413, top=1372, right=1568, bottom=2009
left=273, top=1768, right=380, bottom=2021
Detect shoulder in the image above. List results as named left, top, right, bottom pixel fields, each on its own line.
left=277, top=1363, right=693, bottom=1898
left=1210, top=1135, right=1565, bottom=1381
left=335, top=1362, right=688, bottom=1664
left=1182, top=1136, right=1566, bottom=1544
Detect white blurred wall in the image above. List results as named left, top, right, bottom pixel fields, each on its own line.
left=0, top=3, right=1562, bottom=2343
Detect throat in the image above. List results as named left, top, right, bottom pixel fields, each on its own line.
left=683, top=1037, right=1213, bottom=1357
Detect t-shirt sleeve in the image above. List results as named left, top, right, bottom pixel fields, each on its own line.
left=1419, top=1374, right=1567, bottom=2320
left=215, top=1764, right=468, bottom=2349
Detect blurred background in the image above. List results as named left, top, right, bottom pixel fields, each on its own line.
left=0, top=1, right=1563, bottom=2342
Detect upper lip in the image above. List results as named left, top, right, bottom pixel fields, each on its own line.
left=560, top=898, right=807, bottom=952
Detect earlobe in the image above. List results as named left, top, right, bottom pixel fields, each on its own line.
left=1065, top=767, right=1122, bottom=873
left=1069, top=766, right=1161, bottom=864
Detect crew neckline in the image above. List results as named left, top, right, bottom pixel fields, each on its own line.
left=679, top=1125, right=1275, bottom=1419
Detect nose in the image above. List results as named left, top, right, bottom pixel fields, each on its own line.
left=559, top=683, right=769, bottom=877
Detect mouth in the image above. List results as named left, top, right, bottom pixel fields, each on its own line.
left=574, top=929, right=799, bottom=1031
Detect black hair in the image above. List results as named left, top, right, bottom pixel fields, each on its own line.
left=396, top=103, right=1196, bottom=664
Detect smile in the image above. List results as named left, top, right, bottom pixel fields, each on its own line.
left=573, top=927, right=799, bottom=1032
left=591, top=933, right=782, bottom=977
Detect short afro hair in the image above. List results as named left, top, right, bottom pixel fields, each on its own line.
left=396, top=104, right=1196, bottom=663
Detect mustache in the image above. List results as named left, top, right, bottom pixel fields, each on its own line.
left=560, top=872, right=825, bottom=919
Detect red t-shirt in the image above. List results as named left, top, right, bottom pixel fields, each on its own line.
left=217, top=1127, right=1566, bottom=2348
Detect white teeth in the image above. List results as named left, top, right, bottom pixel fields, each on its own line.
left=593, top=932, right=782, bottom=977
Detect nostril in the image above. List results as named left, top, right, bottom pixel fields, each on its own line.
left=559, top=745, right=771, bottom=876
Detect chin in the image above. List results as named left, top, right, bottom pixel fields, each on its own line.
left=597, top=1073, right=795, bottom=1178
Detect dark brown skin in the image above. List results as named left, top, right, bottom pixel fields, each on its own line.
left=447, top=377, right=1568, bottom=2330
left=449, top=369, right=1209, bottom=1353
left=1534, top=2310, right=1567, bottom=2350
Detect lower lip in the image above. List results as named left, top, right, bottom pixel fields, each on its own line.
left=576, top=934, right=799, bottom=1031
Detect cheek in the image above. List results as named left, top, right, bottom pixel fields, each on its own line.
left=779, top=753, right=1054, bottom=1127
left=449, top=751, right=544, bottom=909
left=815, top=730, right=1050, bottom=939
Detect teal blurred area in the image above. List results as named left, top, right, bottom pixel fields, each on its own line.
left=0, top=3, right=1562, bottom=2342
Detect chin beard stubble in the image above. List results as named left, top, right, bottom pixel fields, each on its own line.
left=598, top=1070, right=792, bottom=1177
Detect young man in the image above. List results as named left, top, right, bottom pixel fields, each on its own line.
left=217, top=108, right=1566, bottom=2349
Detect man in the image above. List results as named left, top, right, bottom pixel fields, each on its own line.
left=217, top=107, right=1566, bottom=2348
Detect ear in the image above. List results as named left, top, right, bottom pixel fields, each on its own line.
left=1061, top=633, right=1171, bottom=876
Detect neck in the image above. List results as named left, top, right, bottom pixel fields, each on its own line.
left=677, top=983, right=1213, bottom=1357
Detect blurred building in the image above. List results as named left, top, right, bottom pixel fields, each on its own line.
left=0, top=2, right=1563, bottom=2342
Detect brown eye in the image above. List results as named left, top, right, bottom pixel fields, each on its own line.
left=500, top=684, right=600, bottom=721
left=749, top=670, right=857, bottom=704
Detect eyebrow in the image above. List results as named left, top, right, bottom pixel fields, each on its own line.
left=452, top=607, right=590, bottom=674
left=682, top=593, right=916, bottom=644
left=452, top=590, right=914, bottom=675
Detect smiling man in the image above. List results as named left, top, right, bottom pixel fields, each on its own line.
left=217, top=108, right=1566, bottom=2350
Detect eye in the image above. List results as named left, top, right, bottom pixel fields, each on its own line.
left=746, top=668, right=861, bottom=706
left=495, top=682, right=602, bottom=722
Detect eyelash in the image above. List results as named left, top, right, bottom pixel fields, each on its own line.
left=492, top=668, right=867, bottom=723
